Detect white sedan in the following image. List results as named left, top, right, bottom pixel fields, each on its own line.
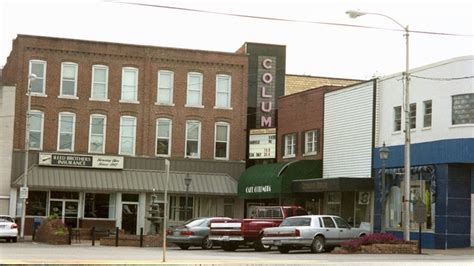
left=0, top=215, right=18, bottom=243
left=261, top=215, right=369, bottom=253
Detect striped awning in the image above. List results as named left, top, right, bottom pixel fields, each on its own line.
left=12, top=166, right=237, bottom=195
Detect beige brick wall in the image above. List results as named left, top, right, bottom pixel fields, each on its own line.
left=285, top=74, right=362, bottom=95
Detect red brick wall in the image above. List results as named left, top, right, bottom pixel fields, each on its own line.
left=4, top=35, right=248, bottom=161
left=277, top=86, right=342, bottom=161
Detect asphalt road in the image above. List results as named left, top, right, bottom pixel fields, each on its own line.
left=1, top=241, right=473, bottom=265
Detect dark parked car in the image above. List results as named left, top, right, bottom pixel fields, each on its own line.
left=167, top=217, right=231, bottom=250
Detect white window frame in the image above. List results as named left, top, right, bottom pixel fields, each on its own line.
left=214, top=74, right=232, bottom=109
left=423, top=100, right=432, bottom=129
left=88, top=114, right=107, bottom=154
left=185, top=120, right=201, bottom=159
left=283, top=133, right=296, bottom=158
left=304, top=130, right=318, bottom=155
left=28, top=60, right=47, bottom=96
left=156, top=70, right=174, bottom=105
left=57, top=112, right=76, bottom=152
left=28, top=110, right=44, bottom=150
left=393, top=106, right=402, bottom=132
left=155, top=118, right=172, bottom=157
left=59, top=62, right=78, bottom=98
left=214, top=122, right=230, bottom=160
left=90, top=65, right=109, bottom=101
left=409, top=103, right=417, bottom=130
left=120, top=67, right=139, bottom=103
left=185, top=72, right=203, bottom=107
left=119, top=116, right=137, bottom=156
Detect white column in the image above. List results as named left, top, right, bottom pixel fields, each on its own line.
left=115, top=192, right=122, bottom=228
left=138, top=192, right=146, bottom=235
left=9, top=188, right=17, bottom=217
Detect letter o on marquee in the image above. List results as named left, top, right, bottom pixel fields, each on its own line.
left=262, top=73, right=273, bottom=84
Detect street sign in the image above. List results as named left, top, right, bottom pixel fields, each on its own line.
left=414, top=202, right=427, bottom=224
left=19, top=187, right=29, bottom=199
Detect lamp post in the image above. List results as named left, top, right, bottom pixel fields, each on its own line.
left=379, top=142, right=390, bottom=232
left=346, top=10, right=411, bottom=241
left=184, top=174, right=192, bottom=220
left=162, top=159, right=170, bottom=262
left=20, top=74, right=37, bottom=239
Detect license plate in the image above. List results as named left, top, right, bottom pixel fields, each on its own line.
left=273, top=240, right=281, bottom=246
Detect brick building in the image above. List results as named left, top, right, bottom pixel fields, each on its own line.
left=1, top=35, right=249, bottom=235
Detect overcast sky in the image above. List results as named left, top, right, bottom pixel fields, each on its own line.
left=1, top=0, right=473, bottom=79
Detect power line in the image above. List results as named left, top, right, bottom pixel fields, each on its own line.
left=410, top=74, right=474, bottom=81
left=111, top=1, right=474, bottom=38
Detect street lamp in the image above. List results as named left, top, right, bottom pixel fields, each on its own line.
left=347, top=9, right=411, bottom=241
left=379, top=142, right=390, bottom=232
left=20, top=74, right=37, bottom=239
left=184, top=174, right=192, bottom=220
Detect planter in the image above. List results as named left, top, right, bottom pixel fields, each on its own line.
left=35, top=218, right=69, bottom=245
left=358, top=242, right=418, bottom=254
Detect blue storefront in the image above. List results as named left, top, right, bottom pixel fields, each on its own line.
left=373, top=138, right=474, bottom=249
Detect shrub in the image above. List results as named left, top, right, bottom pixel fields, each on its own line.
left=340, top=232, right=408, bottom=252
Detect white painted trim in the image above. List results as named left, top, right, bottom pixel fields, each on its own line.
left=284, top=134, right=296, bottom=157
left=57, top=95, right=79, bottom=100
left=118, top=115, right=136, bottom=156
left=115, top=193, right=122, bottom=229
left=57, top=112, right=76, bottom=152
left=157, top=70, right=174, bottom=105
left=28, top=59, right=47, bottom=95
left=155, top=118, right=172, bottom=157
left=88, top=114, right=107, bottom=154
left=215, top=74, right=232, bottom=109
left=185, top=120, right=201, bottom=159
left=59, top=62, right=78, bottom=97
left=90, top=64, right=109, bottom=101
left=121, top=67, right=139, bottom=102
left=186, top=72, right=203, bottom=106
left=214, top=121, right=230, bottom=160
left=29, top=110, right=44, bottom=151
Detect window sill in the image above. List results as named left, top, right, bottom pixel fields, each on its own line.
left=58, top=95, right=79, bottom=100
left=89, top=98, right=110, bottom=102
left=214, top=157, right=229, bottom=161
left=421, top=127, right=432, bottom=131
left=391, top=131, right=402, bottom=135
left=119, top=100, right=140, bottom=104
left=303, top=152, right=317, bottom=157
left=155, top=102, right=175, bottom=107
left=57, top=149, right=74, bottom=152
left=156, top=154, right=171, bottom=158
left=449, top=123, right=474, bottom=129
left=282, top=155, right=295, bottom=159
left=28, top=93, right=48, bottom=98
left=184, top=104, right=204, bottom=109
left=213, top=106, right=233, bottom=110
left=185, top=156, right=201, bottom=159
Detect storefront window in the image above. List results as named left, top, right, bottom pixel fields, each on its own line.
left=25, top=191, right=48, bottom=216
left=325, top=192, right=341, bottom=216
left=169, top=196, right=194, bottom=221
left=386, top=173, right=435, bottom=231
left=84, top=193, right=116, bottom=219
left=223, top=198, right=234, bottom=218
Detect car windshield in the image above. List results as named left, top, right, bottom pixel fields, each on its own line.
left=185, top=218, right=207, bottom=228
left=280, top=217, right=311, bottom=227
left=0, top=216, right=14, bottom=223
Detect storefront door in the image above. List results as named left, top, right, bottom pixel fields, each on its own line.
left=49, top=200, right=79, bottom=228
left=121, top=203, right=138, bottom=234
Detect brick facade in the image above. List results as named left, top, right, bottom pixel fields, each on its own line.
left=285, top=74, right=360, bottom=96
left=3, top=35, right=248, bottom=161
left=277, top=85, right=342, bottom=161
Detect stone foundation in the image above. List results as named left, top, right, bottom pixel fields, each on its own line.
left=358, top=242, right=418, bottom=254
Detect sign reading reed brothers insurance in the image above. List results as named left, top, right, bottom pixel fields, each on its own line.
left=39, top=153, right=123, bottom=169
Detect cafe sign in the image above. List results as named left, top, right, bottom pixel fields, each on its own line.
left=39, top=153, right=123, bottom=169
left=245, top=185, right=272, bottom=194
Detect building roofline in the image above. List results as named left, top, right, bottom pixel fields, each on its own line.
left=379, top=55, right=474, bottom=81
left=15, top=34, right=249, bottom=58
left=286, top=73, right=363, bottom=82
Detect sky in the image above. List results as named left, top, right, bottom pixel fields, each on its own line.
left=0, top=0, right=473, bottom=80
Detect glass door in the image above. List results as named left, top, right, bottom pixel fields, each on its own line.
left=49, top=200, right=63, bottom=218
left=121, top=203, right=138, bottom=234
left=64, top=201, right=78, bottom=228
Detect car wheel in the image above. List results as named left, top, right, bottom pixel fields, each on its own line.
left=254, top=236, right=271, bottom=252
left=278, top=246, right=290, bottom=254
left=177, top=244, right=190, bottom=250
left=311, top=236, right=325, bottom=253
left=12, top=237, right=17, bottom=243
left=201, top=237, right=213, bottom=249
left=222, top=242, right=238, bottom=252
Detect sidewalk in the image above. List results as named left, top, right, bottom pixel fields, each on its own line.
left=423, top=247, right=474, bottom=256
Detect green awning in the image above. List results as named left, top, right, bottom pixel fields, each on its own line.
left=238, top=160, right=322, bottom=199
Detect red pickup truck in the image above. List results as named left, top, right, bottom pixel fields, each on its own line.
left=209, top=206, right=307, bottom=251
